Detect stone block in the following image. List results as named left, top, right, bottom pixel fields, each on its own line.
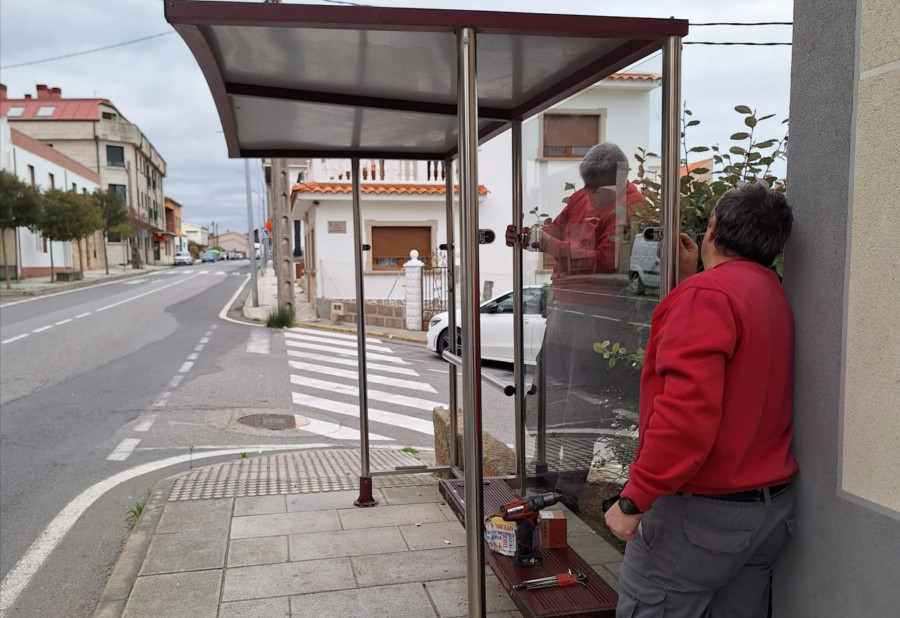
left=433, top=406, right=516, bottom=477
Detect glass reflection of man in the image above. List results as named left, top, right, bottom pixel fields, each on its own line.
left=506, top=143, right=647, bottom=476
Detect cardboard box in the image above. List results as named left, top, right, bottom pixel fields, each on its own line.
left=539, top=510, right=567, bottom=548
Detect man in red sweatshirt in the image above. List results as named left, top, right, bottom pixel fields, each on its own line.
left=605, top=182, right=797, bottom=618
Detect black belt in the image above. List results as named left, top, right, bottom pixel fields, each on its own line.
left=687, top=483, right=791, bottom=502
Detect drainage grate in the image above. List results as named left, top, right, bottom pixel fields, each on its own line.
left=238, top=414, right=297, bottom=430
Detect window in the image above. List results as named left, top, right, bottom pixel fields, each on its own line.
left=102, top=112, right=117, bottom=120
left=7, top=106, right=25, bottom=118
left=28, top=165, right=35, bottom=187
left=106, top=145, right=125, bottom=168
left=541, top=113, right=602, bottom=158
left=35, top=106, right=55, bottom=118
left=49, top=173, right=55, bottom=190
left=108, top=183, right=127, bottom=206
left=72, top=183, right=77, bottom=191
left=371, top=226, right=431, bottom=270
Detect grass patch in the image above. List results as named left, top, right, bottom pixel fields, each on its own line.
left=125, top=487, right=153, bottom=531
left=401, top=446, right=420, bottom=456
left=266, top=304, right=295, bottom=328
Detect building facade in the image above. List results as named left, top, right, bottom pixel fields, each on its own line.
left=0, top=84, right=167, bottom=268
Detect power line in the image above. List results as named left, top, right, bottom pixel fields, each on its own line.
left=1, top=31, right=174, bottom=70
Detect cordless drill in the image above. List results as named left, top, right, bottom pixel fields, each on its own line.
left=498, top=492, right=563, bottom=567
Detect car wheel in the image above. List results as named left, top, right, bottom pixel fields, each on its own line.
left=436, top=328, right=462, bottom=357
left=630, top=272, right=646, bottom=295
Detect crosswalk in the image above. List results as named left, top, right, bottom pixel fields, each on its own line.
left=284, top=327, right=440, bottom=444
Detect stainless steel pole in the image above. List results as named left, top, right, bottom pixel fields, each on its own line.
left=457, top=26, right=486, bottom=618
left=661, top=36, right=683, bottom=300
left=445, top=158, right=460, bottom=471
left=511, top=120, right=527, bottom=497
left=245, top=158, right=259, bottom=307
left=351, top=157, right=376, bottom=507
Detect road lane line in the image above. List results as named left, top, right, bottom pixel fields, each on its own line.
left=179, top=362, right=193, bottom=373
left=246, top=330, right=270, bottom=354
left=199, top=337, right=210, bottom=344
left=187, top=352, right=199, bottom=361
left=285, top=350, right=419, bottom=376
left=32, top=325, right=52, bottom=333
left=152, top=392, right=172, bottom=407
left=288, top=360, right=436, bottom=393
left=55, top=319, right=73, bottom=326
left=106, top=439, right=141, bottom=461
left=1, top=334, right=29, bottom=344
left=94, top=273, right=203, bottom=312
left=167, top=375, right=184, bottom=389
left=133, top=415, right=157, bottom=432
left=0, top=445, right=329, bottom=617
left=289, top=375, right=442, bottom=411
left=194, top=344, right=204, bottom=352
left=283, top=339, right=406, bottom=364
left=283, top=331, right=392, bottom=353
left=285, top=326, right=382, bottom=344
left=292, top=392, right=434, bottom=435
left=76, top=312, right=91, bottom=319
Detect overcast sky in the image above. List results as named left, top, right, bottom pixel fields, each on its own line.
left=0, top=0, right=794, bottom=234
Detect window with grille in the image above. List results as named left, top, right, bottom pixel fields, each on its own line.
left=371, top=226, right=431, bottom=270
left=542, top=113, right=602, bottom=159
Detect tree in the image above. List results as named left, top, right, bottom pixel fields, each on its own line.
left=39, top=189, right=84, bottom=281
left=91, top=189, right=128, bottom=274
left=0, top=170, right=42, bottom=289
left=72, top=192, right=103, bottom=273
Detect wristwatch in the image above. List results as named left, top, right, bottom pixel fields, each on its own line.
left=618, top=497, right=642, bottom=515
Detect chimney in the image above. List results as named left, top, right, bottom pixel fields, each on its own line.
left=36, top=84, right=51, bottom=100
left=51, top=87, right=62, bottom=100
left=0, top=84, right=6, bottom=100
left=24, top=94, right=32, bottom=100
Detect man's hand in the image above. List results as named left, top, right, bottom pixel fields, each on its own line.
left=604, top=500, right=643, bottom=542
left=504, top=224, right=528, bottom=248
left=678, top=232, right=699, bottom=284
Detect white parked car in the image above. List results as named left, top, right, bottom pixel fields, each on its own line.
left=174, top=251, right=194, bottom=266
left=426, top=286, right=547, bottom=365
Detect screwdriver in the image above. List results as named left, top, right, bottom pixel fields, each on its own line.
left=513, top=569, right=587, bottom=590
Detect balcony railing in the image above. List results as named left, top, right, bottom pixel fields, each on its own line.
left=315, top=159, right=449, bottom=184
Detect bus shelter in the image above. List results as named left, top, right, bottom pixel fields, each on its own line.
left=167, top=2, right=687, bottom=614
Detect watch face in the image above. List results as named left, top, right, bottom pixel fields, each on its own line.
left=619, top=498, right=641, bottom=515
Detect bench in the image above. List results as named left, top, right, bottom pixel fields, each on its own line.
left=439, top=477, right=618, bottom=617
left=56, top=270, right=84, bottom=282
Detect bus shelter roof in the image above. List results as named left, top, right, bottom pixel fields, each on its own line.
left=165, top=1, right=688, bottom=160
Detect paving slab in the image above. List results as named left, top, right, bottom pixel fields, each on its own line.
left=568, top=532, right=625, bottom=565
left=290, top=582, right=436, bottom=618
left=156, top=498, right=233, bottom=534
left=231, top=509, right=341, bottom=539
left=338, top=502, right=447, bottom=530
left=399, top=521, right=467, bottom=550
left=425, top=576, right=519, bottom=618
left=234, top=495, right=287, bottom=517
left=351, top=547, right=467, bottom=587
left=286, top=489, right=372, bottom=512
left=122, top=569, right=221, bottom=618
left=139, top=528, right=227, bottom=575
left=379, top=485, right=445, bottom=505
left=222, top=557, right=355, bottom=602
left=219, top=596, right=291, bottom=618
left=289, top=526, right=407, bottom=561
left=227, top=536, right=289, bottom=568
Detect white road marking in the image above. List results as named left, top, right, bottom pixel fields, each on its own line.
left=133, top=415, right=157, bottom=432
left=55, top=319, right=73, bottom=326
left=283, top=331, right=392, bottom=353
left=199, top=337, right=210, bottom=344
left=1, top=334, right=29, bottom=344
left=187, top=352, right=199, bottom=361
left=292, top=392, right=434, bottom=435
left=179, top=361, right=193, bottom=373
left=106, top=438, right=141, bottom=461
left=167, top=375, right=184, bottom=389
left=246, top=330, right=270, bottom=354
left=194, top=344, right=204, bottom=352
left=0, top=445, right=329, bottom=617
left=214, top=272, right=227, bottom=276
left=286, top=350, right=419, bottom=376
left=152, top=392, right=172, bottom=407
left=288, top=360, right=436, bottom=393
left=76, top=312, right=91, bottom=319
left=289, top=375, right=442, bottom=411
left=293, top=414, right=392, bottom=441
left=200, top=270, right=209, bottom=274
left=284, top=339, right=407, bottom=364
left=95, top=273, right=202, bottom=312
left=123, top=280, right=143, bottom=285
left=285, top=326, right=382, bottom=344
left=32, top=325, right=52, bottom=333
left=167, top=421, right=206, bottom=427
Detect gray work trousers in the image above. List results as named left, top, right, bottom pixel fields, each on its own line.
left=617, top=485, right=796, bottom=618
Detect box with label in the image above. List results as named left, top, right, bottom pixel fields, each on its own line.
left=539, top=510, right=567, bottom=548
left=484, top=517, right=516, bottom=556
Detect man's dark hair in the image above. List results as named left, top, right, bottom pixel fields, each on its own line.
left=710, top=183, right=793, bottom=266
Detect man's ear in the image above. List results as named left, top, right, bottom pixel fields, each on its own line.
left=706, top=215, right=718, bottom=241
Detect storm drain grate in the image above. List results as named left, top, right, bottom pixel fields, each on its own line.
left=238, top=414, right=298, bottom=430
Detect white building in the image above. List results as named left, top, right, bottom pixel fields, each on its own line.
left=289, top=74, right=661, bottom=326
left=181, top=222, right=209, bottom=249
left=0, top=116, right=100, bottom=279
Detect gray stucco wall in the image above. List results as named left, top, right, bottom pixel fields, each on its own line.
left=776, top=0, right=900, bottom=615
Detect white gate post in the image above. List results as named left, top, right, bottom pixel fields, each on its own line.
left=404, top=249, right=424, bottom=330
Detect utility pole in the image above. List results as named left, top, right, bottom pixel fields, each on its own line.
left=245, top=158, right=259, bottom=306
left=270, top=158, right=295, bottom=314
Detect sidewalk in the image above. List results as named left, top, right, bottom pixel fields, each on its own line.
left=0, top=264, right=171, bottom=301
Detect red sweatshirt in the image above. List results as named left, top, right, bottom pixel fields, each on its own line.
left=622, top=258, right=798, bottom=512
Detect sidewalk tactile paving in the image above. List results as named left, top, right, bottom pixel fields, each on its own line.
left=170, top=449, right=438, bottom=501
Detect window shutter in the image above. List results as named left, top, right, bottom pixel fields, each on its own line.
left=543, top=114, right=600, bottom=157
left=372, top=227, right=431, bottom=269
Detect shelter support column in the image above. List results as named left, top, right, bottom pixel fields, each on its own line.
left=444, top=160, right=460, bottom=470
left=661, top=36, right=682, bottom=299
left=511, top=120, right=527, bottom=497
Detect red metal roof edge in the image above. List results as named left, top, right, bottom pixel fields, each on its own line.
left=10, top=128, right=100, bottom=183
left=0, top=98, right=124, bottom=122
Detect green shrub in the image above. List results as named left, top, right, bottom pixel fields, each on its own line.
left=267, top=304, right=295, bottom=328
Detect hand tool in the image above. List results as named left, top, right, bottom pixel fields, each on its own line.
left=513, top=569, right=587, bottom=590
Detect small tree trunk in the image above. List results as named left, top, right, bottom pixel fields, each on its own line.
left=78, top=238, right=85, bottom=272
left=49, top=240, right=55, bottom=282
left=103, top=229, right=110, bottom=274
left=1, top=227, right=10, bottom=289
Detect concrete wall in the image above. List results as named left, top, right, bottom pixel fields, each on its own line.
left=777, top=0, right=900, bottom=615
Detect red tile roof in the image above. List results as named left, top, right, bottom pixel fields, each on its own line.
left=293, top=182, right=488, bottom=196
left=1, top=99, right=117, bottom=121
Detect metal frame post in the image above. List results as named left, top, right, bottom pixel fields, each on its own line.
left=457, top=26, right=486, bottom=618
left=444, top=158, right=460, bottom=471
left=244, top=158, right=259, bottom=307
left=511, top=120, right=527, bottom=497
left=661, top=36, right=683, bottom=299
left=351, top=156, right=377, bottom=507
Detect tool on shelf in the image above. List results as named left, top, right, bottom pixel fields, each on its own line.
left=489, top=491, right=563, bottom=566
left=513, top=569, right=588, bottom=590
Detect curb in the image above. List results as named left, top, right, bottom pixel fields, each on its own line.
left=92, top=475, right=179, bottom=618
left=0, top=268, right=164, bottom=300
left=295, top=320, right=428, bottom=345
